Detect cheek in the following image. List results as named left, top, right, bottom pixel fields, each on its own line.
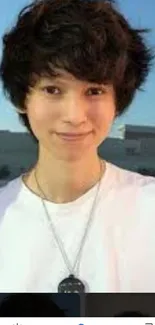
left=105, top=109, right=115, bottom=125
left=91, top=102, right=115, bottom=128
left=27, top=101, right=56, bottom=129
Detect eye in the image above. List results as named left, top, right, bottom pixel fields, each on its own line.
left=87, top=87, right=106, bottom=96
left=42, top=86, right=60, bottom=95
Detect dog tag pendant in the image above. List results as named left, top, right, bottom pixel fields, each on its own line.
left=58, top=274, right=85, bottom=293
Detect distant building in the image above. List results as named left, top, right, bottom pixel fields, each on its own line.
left=99, top=124, right=155, bottom=172
left=0, top=130, right=37, bottom=182
left=125, top=124, right=155, bottom=156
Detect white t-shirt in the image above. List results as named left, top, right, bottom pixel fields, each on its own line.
left=0, top=160, right=155, bottom=293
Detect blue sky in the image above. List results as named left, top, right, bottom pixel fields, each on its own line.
left=0, top=0, right=155, bottom=137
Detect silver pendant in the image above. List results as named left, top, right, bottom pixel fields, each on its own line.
left=58, top=274, right=85, bottom=293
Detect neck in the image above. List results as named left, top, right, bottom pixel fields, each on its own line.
left=23, top=148, right=105, bottom=203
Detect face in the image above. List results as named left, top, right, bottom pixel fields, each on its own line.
left=24, top=69, right=116, bottom=161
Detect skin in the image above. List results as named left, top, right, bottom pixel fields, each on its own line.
left=20, top=69, right=116, bottom=203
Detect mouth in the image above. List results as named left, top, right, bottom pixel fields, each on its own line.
left=56, top=132, right=92, bottom=141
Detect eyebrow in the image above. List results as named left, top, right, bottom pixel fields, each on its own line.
left=38, top=72, right=111, bottom=88
left=40, top=77, right=109, bottom=87
left=44, top=71, right=71, bottom=81
left=40, top=75, right=72, bottom=84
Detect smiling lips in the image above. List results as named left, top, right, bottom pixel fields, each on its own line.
left=58, top=132, right=90, bottom=136
left=56, top=131, right=92, bottom=141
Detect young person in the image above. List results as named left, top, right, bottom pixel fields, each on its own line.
left=0, top=0, right=155, bottom=293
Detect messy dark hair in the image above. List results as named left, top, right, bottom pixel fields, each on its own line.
left=0, top=0, right=154, bottom=142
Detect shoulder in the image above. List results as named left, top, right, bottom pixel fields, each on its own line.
left=106, top=163, right=155, bottom=221
left=0, top=176, right=21, bottom=197
left=107, top=161, right=155, bottom=190
left=0, top=177, right=22, bottom=220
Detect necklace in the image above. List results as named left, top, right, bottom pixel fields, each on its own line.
left=34, top=159, right=104, bottom=293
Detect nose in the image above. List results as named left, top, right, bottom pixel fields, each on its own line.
left=61, top=95, right=88, bottom=125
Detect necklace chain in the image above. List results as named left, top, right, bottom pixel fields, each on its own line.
left=34, top=160, right=104, bottom=276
